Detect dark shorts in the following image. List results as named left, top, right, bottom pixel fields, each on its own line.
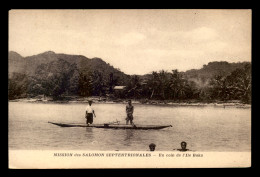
left=126, top=113, right=133, bottom=120
left=86, top=113, right=93, bottom=124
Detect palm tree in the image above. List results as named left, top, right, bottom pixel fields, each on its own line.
left=227, top=64, right=251, bottom=103
left=168, top=70, right=184, bottom=100
left=126, top=75, right=142, bottom=98
left=148, top=71, right=161, bottom=99
left=158, top=70, right=169, bottom=100
left=209, top=75, right=232, bottom=101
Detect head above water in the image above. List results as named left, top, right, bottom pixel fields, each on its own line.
left=181, top=141, right=187, bottom=149
left=149, top=143, right=156, bottom=151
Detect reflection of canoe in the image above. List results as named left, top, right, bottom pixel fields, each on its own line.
left=48, top=122, right=172, bottom=130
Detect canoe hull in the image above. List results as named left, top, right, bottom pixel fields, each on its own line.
left=48, top=122, right=172, bottom=130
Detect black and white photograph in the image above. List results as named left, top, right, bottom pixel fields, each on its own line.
left=8, top=9, right=251, bottom=168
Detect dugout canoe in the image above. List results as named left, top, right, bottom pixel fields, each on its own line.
left=48, top=121, right=172, bottom=130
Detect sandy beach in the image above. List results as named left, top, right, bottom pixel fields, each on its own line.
left=9, top=96, right=251, bottom=109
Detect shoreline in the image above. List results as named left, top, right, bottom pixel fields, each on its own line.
left=9, top=97, right=251, bottom=109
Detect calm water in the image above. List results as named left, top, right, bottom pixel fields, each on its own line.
left=8, top=102, right=251, bottom=151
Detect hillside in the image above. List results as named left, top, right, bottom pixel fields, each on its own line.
left=181, top=61, right=251, bottom=88
left=8, top=51, right=251, bottom=103
left=8, top=51, right=130, bottom=85
left=9, top=51, right=250, bottom=82
left=138, top=61, right=250, bottom=87
left=8, top=51, right=26, bottom=77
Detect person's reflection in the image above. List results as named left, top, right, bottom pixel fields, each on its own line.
left=85, top=127, right=94, bottom=140
left=124, top=129, right=134, bottom=146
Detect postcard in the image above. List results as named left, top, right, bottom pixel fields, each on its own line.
left=8, top=9, right=251, bottom=168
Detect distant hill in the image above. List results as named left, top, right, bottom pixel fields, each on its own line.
left=181, top=61, right=251, bottom=88
left=8, top=51, right=131, bottom=85
left=137, top=61, right=251, bottom=88
left=8, top=51, right=250, bottom=88
left=8, top=51, right=26, bottom=77
left=8, top=51, right=251, bottom=102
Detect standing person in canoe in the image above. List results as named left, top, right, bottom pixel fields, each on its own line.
left=126, top=99, right=134, bottom=125
left=85, top=100, right=96, bottom=125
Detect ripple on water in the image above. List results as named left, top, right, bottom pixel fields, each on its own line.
left=9, top=102, right=251, bottom=151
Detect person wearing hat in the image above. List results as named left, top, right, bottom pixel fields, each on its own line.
left=85, top=100, right=96, bottom=125
left=126, top=99, right=134, bottom=125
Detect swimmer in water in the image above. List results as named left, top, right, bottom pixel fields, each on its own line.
left=173, top=141, right=190, bottom=151
left=149, top=143, right=156, bottom=151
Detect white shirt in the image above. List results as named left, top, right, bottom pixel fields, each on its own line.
left=86, top=105, right=94, bottom=114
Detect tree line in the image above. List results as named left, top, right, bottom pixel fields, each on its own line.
left=8, top=59, right=251, bottom=103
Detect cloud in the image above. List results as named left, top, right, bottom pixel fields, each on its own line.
left=116, top=32, right=146, bottom=46
left=148, top=27, right=218, bottom=44
left=143, top=27, right=231, bottom=58
left=9, top=10, right=250, bottom=75
left=183, top=27, right=218, bottom=42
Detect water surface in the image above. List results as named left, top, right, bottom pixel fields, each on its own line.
left=8, top=102, right=251, bottom=151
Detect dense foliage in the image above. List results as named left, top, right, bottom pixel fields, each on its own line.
left=8, top=65, right=251, bottom=103
left=8, top=59, right=124, bottom=100
left=8, top=55, right=251, bottom=103
left=8, top=73, right=28, bottom=100
left=208, top=63, right=251, bottom=103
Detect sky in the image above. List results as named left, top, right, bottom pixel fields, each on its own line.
left=9, top=9, right=251, bottom=75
